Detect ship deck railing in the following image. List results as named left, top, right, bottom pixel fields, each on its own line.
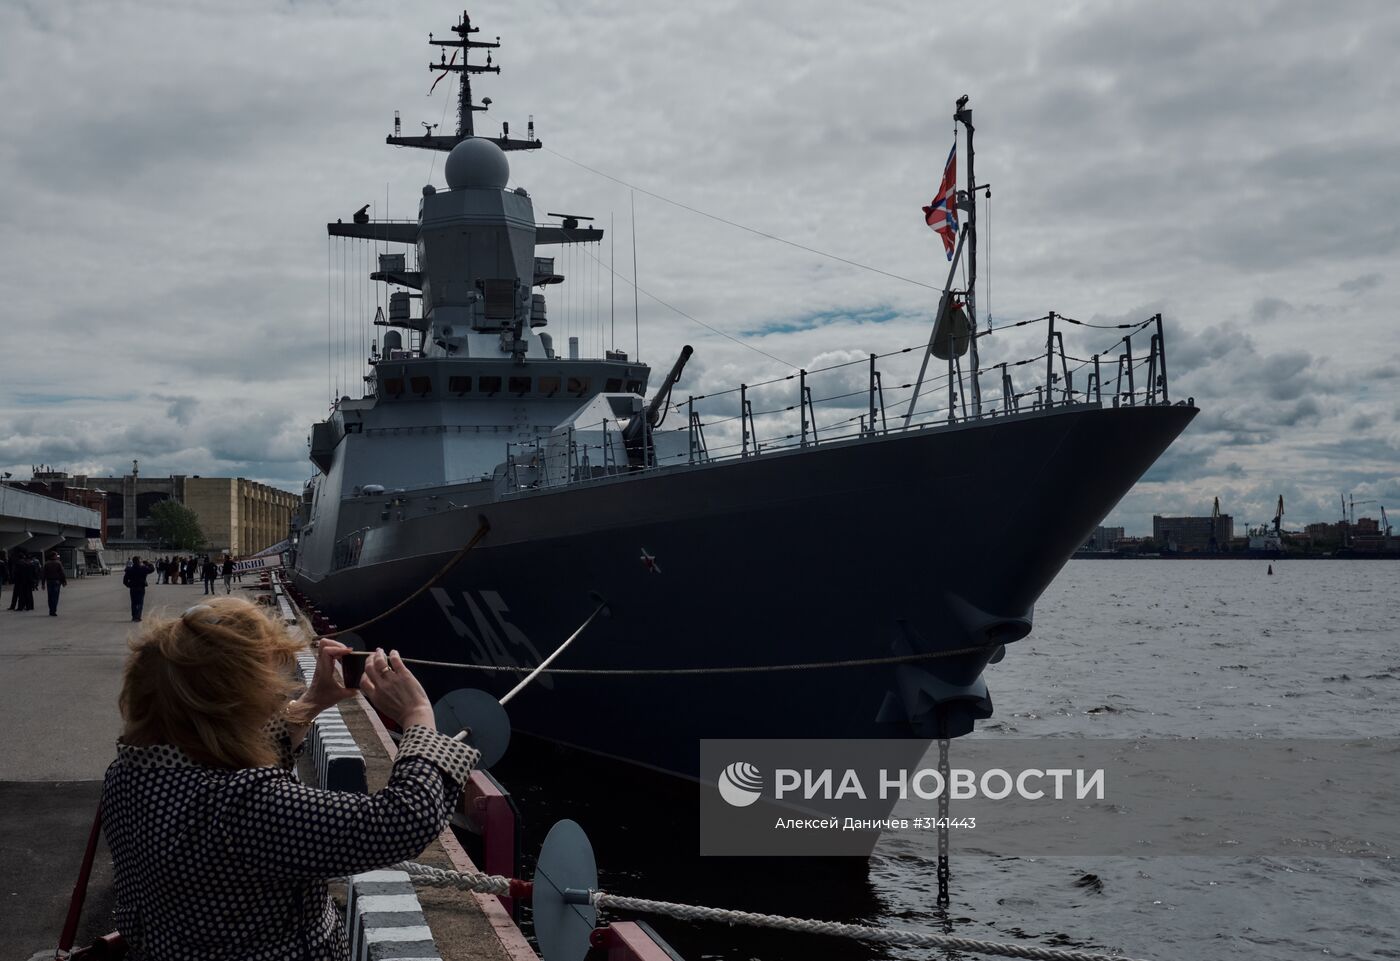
left=501, top=311, right=1187, bottom=495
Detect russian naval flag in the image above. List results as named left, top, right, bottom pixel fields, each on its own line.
left=922, top=144, right=959, bottom=260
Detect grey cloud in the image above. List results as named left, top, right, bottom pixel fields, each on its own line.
left=1277, top=397, right=1323, bottom=427
left=1258, top=351, right=1318, bottom=402
left=1339, top=273, right=1383, bottom=295
left=1251, top=297, right=1289, bottom=322
left=159, top=396, right=200, bottom=426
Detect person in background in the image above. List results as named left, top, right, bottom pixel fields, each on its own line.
left=221, top=554, right=235, bottom=594
left=6, top=551, right=24, bottom=611
left=103, top=597, right=476, bottom=959
left=123, top=556, right=155, bottom=622
left=12, top=554, right=38, bottom=612
left=43, top=551, right=68, bottom=616
left=0, top=552, right=10, bottom=606
left=201, top=556, right=218, bottom=595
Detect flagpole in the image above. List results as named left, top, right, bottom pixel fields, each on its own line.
left=954, top=96, right=983, bottom=417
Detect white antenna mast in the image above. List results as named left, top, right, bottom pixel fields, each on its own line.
left=631, top=191, right=640, bottom=360
left=610, top=211, right=616, bottom=350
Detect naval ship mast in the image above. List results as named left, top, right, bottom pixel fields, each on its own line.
left=385, top=10, right=542, bottom=153
left=327, top=8, right=608, bottom=367
left=381, top=11, right=602, bottom=243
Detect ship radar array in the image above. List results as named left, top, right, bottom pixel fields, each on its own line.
left=386, top=9, right=542, bottom=153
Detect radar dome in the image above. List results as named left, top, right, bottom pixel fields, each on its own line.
left=444, top=137, right=510, bottom=190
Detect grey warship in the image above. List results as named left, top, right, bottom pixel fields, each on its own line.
left=290, top=10, right=1197, bottom=780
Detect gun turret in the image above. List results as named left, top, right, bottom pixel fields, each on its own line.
left=624, top=345, right=693, bottom=466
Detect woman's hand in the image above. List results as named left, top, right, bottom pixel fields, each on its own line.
left=359, top=648, right=435, bottom=731
left=303, top=638, right=360, bottom=713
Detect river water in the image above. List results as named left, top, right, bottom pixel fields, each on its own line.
left=494, top=559, right=1400, bottom=961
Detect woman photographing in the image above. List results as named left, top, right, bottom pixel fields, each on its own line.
left=102, top=596, right=476, bottom=960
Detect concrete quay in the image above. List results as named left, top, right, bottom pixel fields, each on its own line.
left=0, top=574, right=528, bottom=961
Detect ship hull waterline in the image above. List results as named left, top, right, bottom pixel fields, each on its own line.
left=293, top=403, right=1196, bottom=781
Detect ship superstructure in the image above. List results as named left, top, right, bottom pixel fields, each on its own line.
left=293, top=10, right=1198, bottom=781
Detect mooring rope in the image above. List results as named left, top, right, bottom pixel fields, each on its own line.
left=319, top=518, right=490, bottom=639
left=342, top=642, right=995, bottom=675
left=391, top=861, right=1149, bottom=961
left=392, top=860, right=516, bottom=896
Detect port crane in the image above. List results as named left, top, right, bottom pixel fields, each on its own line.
left=1351, top=496, right=1379, bottom=527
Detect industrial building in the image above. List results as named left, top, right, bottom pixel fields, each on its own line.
left=47, top=463, right=298, bottom=555
left=1081, top=525, right=1126, bottom=551
left=1152, top=513, right=1234, bottom=553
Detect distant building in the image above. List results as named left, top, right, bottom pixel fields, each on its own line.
left=72, top=463, right=297, bottom=555
left=1350, top=517, right=1398, bottom=553
left=10, top=468, right=108, bottom=530
left=0, top=479, right=102, bottom=575
left=1081, top=525, right=1126, bottom=551
left=1153, top=513, right=1233, bottom=553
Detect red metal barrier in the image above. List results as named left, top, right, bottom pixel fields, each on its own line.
left=591, top=922, right=683, bottom=961
left=462, top=770, right=518, bottom=913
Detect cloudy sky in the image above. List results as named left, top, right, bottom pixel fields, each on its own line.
left=1, top=0, right=1397, bottom=533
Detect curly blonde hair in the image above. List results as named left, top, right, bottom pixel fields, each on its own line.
left=120, top=596, right=307, bottom=768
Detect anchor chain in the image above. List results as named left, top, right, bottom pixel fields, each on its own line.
left=937, top=736, right=951, bottom=909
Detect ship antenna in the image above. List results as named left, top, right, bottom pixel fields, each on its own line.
left=388, top=10, right=542, bottom=155
left=610, top=212, right=616, bottom=349
left=631, top=191, right=641, bottom=360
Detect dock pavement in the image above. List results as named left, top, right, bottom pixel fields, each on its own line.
left=0, top=574, right=525, bottom=961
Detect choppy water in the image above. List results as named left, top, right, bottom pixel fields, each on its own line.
left=494, top=560, right=1400, bottom=961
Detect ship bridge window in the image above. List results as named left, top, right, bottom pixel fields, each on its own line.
left=539, top=375, right=561, bottom=397
left=448, top=375, right=471, bottom=395
left=382, top=377, right=405, bottom=397
left=479, top=375, right=502, bottom=395
left=604, top=377, right=623, bottom=393
left=567, top=375, right=591, bottom=396
left=410, top=375, right=433, bottom=396
left=508, top=375, right=531, bottom=395
left=626, top=380, right=644, bottom=394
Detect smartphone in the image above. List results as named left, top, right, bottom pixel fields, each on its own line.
left=339, top=644, right=366, bottom=689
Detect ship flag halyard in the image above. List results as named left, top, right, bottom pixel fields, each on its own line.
left=429, top=48, right=459, bottom=95
left=922, top=143, right=959, bottom=260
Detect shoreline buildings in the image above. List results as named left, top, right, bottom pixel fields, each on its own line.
left=12, top=464, right=296, bottom=556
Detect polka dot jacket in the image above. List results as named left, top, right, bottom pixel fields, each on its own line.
left=101, top=719, right=479, bottom=960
